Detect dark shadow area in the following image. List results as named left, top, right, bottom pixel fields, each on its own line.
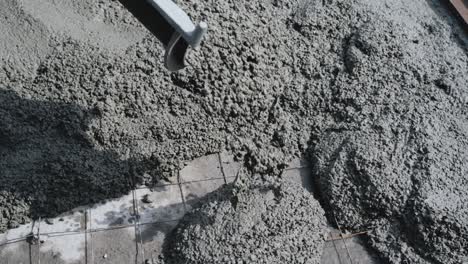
left=117, top=0, right=174, bottom=47
left=0, top=89, right=156, bottom=232
left=136, top=218, right=179, bottom=244
left=424, top=0, right=468, bottom=46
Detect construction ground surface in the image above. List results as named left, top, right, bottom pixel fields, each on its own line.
left=1, top=0, right=467, bottom=263
left=0, top=153, right=378, bottom=264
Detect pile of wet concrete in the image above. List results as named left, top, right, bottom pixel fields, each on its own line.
left=1, top=0, right=467, bottom=263
left=161, top=178, right=326, bottom=264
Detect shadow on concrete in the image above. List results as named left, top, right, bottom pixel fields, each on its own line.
left=136, top=218, right=179, bottom=244
left=117, top=0, right=173, bottom=46
left=0, top=89, right=157, bottom=232
left=424, top=0, right=468, bottom=46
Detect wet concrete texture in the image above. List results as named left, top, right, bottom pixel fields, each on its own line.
left=0, top=0, right=467, bottom=263
left=0, top=89, right=155, bottom=231
left=1, top=155, right=379, bottom=264
left=161, top=178, right=327, bottom=264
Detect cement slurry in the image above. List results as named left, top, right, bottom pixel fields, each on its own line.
left=0, top=0, right=467, bottom=263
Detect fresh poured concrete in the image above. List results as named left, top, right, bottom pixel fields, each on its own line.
left=0, top=153, right=377, bottom=263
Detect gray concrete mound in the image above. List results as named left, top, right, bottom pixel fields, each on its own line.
left=161, top=179, right=327, bottom=264
left=313, top=114, right=468, bottom=263
left=308, top=1, right=468, bottom=263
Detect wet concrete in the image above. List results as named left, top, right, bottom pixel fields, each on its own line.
left=1, top=0, right=467, bottom=263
